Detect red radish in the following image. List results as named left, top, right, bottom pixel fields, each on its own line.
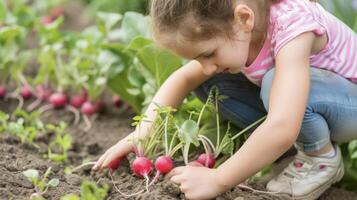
left=155, top=156, right=173, bottom=174
left=197, top=153, right=216, bottom=168
left=49, top=92, right=67, bottom=108
left=0, top=86, right=6, bottom=98
left=20, top=85, right=32, bottom=100
left=70, top=94, right=87, bottom=108
left=36, top=85, right=52, bottom=100
left=112, top=95, right=124, bottom=108
left=41, top=16, right=53, bottom=25
left=131, top=157, right=153, bottom=178
left=80, top=101, right=97, bottom=116
left=108, top=157, right=122, bottom=172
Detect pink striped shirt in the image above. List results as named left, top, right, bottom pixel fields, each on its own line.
left=241, top=0, right=357, bottom=86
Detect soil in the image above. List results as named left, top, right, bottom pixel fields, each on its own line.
left=0, top=99, right=357, bottom=200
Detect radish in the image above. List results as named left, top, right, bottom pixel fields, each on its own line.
left=155, top=156, right=173, bottom=174
left=80, top=101, right=97, bottom=116
left=20, top=85, right=32, bottom=100
left=108, top=157, right=122, bottom=172
left=27, top=85, right=52, bottom=111
left=70, top=94, right=87, bottom=108
left=112, top=95, right=123, bottom=108
left=196, top=153, right=216, bottom=168
left=49, top=92, right=67, bottom=108
left=41, top=16, right=53, bottom=26
left=0, top=86, right=6, bottom=98
left=36, top=85, right=52, bottom=100
left=131, top=157, right=153, bottom=178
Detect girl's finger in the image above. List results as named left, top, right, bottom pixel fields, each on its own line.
left=165, top=166, right=184, bottom=180
left=92, top=154, right=107, bottom=171
left=170, top=174, right=185, bottom=185
left=101, top=152, right=121, bottom=169
left=92, top=149, right=112, bottom=171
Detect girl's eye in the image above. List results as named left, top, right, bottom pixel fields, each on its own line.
left=202, top=51, right=215, bottom=58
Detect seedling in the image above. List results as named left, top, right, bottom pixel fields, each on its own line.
left=60, top=181, right=108, bottom=200
left=46, top=122, right=72, bottom=162
left=7, top=118, right=38, bottom=144
left=23, top=167, right=59, bottom=200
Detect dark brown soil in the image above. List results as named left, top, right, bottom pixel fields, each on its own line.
left=1, top=98, right=357, bottom=200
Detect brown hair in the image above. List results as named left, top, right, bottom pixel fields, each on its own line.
left=149, top=0, right=316, bottom=44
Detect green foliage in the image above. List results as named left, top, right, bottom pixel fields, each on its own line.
left=61, top=181, right=108, bottom=200
left=23, top=167, right=60, bottom=200
left=84, top=0, right=148, bottom=15
left=106, top=12, right=183, bottom=113
left=46, top=122, right=72, bottom=162
left=320, top=0, right=357, bottom=31
left=0, top=111, right=9, bottom=132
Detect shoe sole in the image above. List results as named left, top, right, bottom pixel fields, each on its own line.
left=278, top=161, right=344, bottom=200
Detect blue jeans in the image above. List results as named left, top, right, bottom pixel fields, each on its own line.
left=194, top=67, right=357, bottom=153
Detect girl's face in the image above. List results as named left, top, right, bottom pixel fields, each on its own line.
left=161, top=3, right=256, bottom=76
left=172, top=30, right=252, bottom=76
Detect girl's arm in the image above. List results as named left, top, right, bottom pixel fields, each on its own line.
left=93, top=60, right=213, bottom=170
left=133, top=60, right=214, bottom=136
left=216, top=32, right=315, bottom=189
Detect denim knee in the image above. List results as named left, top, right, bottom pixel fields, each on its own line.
left=194, top=73, right=266, bottom=129
left=260, top=67, right=357, bottom=153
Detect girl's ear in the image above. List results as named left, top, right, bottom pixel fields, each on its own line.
left=233, top=4, right=255, bottom=32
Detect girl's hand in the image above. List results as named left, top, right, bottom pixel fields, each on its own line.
left=92, top=135, right=134, bottom=171
left=166, top=165, right=227, bottom=200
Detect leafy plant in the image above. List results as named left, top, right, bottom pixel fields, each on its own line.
left=60, top=181, right=108, bottom=200
left=320, top=0, right=357, bottom=31
left=0, top=111, right=9, bottom=132
left=23, top=167, right=60, bottom=200
left=7, top=118, right=38, bottom=143
left=105, top=12, right=183, bottom=113
left=46, top=122, right=72, bottom=162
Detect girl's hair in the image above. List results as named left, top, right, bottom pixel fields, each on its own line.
left=150, top=0, right=315, bottom=43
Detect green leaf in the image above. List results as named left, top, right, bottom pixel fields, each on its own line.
left=126, top=36, right=153, bottom=51
left=0, top=0, right=7, bottom=21
left=121, top=12, right=150, bottom=43
left=136, top=45, right=182, bottom=88
left=220, top=133, right=234, bottom=155
left=47, top=178, right=60, bottom=187
left=80, top=181, right=108, bottom=200
left=348, top=140, right=357, bottom=155
left=126, top=88, right=141, bottom=96
left=178, top=120, right=200, bottom=146
left=351, top=151, right=357, bottom=160
left=97, top=12, right=122, bottom=31
left=23, top=169, right=39, bottom=181
left=60, top=194, right=80, bottom=200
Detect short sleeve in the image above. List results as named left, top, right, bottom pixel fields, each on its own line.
left=270, top=10, right=326, bottom=57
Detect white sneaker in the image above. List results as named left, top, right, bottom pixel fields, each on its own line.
left=266, top=144, right=344, bottom=200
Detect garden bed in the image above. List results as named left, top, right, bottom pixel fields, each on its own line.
left=1, top=99, right=356, bottom=200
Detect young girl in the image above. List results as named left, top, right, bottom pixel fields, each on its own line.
left=93, top=0, right=357, bottom=199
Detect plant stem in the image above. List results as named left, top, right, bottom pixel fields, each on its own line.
left=231, top=116, right=267, bottom=140
left=198, top=135, right=216, bottom=155
left=215, top=92, right=220, bottom=152
left=164, top=114, right=169, bottom=155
